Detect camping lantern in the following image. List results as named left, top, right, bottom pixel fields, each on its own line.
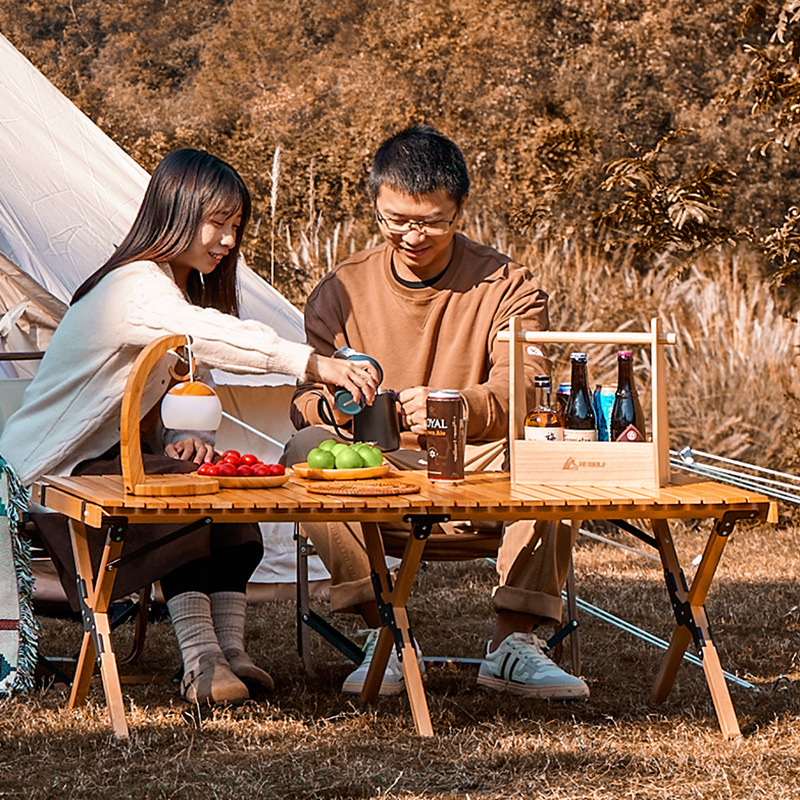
left=159, top=334, right=222, bottom=435
left=121, top=334, right=220, bottom=496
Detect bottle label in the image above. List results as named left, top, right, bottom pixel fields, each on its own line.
left=563, top=429, right=598, bottom=442
left=615, top=424, right=645, bottom=442
left=524, top=426, right=564, bottom=441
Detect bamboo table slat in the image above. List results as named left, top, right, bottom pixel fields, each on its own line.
left=33, top=469, right=775, bottom=740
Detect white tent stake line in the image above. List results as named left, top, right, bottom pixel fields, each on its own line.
left=669, top=458, right=800, bottom=505
left=675, top=447, right=800, bottom=483
left=220, top=411, right=284, bottom=450
left=672, top=450, right=800, bottom=495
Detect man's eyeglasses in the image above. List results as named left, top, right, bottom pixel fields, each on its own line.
left=375, top=212, right=457, bottom=237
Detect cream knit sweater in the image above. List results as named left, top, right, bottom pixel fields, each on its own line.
left=0, top=260, right=311, bottom=486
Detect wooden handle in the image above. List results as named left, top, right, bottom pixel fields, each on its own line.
left=120, top=335, right=188, bottom=494
left=497, top=326, right=677, bottom=346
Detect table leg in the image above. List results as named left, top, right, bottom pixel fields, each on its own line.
left=650, top=512, right=756, bottom=739
left=67, top=518, right=129, bottom=739
left=361, top=518, right=440, bottom=737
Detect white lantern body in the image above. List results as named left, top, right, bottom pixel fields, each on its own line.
left=160, top=381, right=222, bottom=431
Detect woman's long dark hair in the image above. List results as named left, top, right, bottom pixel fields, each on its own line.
left=71, top=148, right=251, bottom=315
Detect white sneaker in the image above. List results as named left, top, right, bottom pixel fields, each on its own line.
left=477, top=632, right=589, bottom=700
left=342, top=628, right=425, bottom=696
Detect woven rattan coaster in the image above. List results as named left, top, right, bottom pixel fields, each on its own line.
left=301, top=479, right=421, bottom=496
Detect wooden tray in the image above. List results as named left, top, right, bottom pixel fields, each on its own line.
left=191, top=472, right=290, bottom=489
left=292, top=462, right=390, bottom=481
left=302, top=479, right=419, bottom=496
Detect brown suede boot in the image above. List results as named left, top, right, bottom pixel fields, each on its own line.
left=180, top=652, right=250, bottom=705
left=223, top=648, right=275, bottom=692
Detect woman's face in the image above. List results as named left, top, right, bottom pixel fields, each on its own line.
left=168, top=209, right=242, bottom=291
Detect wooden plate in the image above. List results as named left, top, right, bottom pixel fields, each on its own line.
left=292, top=462, right=391, bottom=481
left=191, top=472, right=290, bottom=489
left=302, top=479, right=420, bottom=496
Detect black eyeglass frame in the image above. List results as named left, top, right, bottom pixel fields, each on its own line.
left=374, top=211, right=458, bottom=236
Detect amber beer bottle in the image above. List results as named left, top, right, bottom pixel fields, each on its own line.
left=564, top=353, right=597, bottom=441
left=524, top=376, right=564, bottom=440
left=610, top=351, right=646, bottom=442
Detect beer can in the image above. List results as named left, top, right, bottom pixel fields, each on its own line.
left=555, top=383, right=571, bottom=425
left=593, top=384, right=616, bottom=442
left=426, top=390, right=467, bottom=482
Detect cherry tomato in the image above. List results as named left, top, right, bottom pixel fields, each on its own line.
left=240, top=453, right=259, bottom=466
left=236, top=464, right=253, bottom=476
left=268, top=464, right=286, bottom=476
left=252, top=464, right=270, bottom=476
left=217, top=462, right=237, bottom=477
left=197, top=462, right=219, bottom=476
left=221, top=450, right=241, bottom=460
left=222, top=454, right=241, bottom=466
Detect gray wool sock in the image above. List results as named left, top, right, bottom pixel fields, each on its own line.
left=209, top=591, right=248, bottom=655
left=167, top=591, right=223, bottom=676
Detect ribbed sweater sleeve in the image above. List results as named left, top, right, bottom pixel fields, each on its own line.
left=120, top=263, right=312, bottom=379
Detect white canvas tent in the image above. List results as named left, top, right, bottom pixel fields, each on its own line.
left=0, top=32, right=328, bottom=588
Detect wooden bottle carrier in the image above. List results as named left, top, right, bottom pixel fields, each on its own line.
left=499, top=317, right=676, bottom=488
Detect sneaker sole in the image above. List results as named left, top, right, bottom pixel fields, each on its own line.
left=342, top=679, right=405, bottom=697
left=476, top=673, right=589, bottom=700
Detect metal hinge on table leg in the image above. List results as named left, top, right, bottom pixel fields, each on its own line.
left=403, top=513, right=451, bottom=540
left=76, top=576, right=103, bottom=658
left=664, top=571, right=708, bottom=651
left=371, top=569, right=401, bottom=653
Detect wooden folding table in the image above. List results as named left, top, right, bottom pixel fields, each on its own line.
left=33, top=470, right=773, bottom=739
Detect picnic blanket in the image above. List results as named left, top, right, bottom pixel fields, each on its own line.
left=0, top=455, right=36, bottom=694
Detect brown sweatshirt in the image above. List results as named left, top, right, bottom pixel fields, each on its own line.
left=291, top=233, right=550, bottom=445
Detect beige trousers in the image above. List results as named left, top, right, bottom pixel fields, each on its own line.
left=283, top=427, right=577, bottom=625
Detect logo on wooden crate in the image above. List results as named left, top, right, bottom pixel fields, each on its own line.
left=562, top=457, right=607, bottom=471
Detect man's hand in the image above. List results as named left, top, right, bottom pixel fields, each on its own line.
left=397, top=386, right=432, bottom=435
left=165, top=437, right=216, bottom=464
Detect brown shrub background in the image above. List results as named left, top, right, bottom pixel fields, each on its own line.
left=2, top=0, right=796, bottom=303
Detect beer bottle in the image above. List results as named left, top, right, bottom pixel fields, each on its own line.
left=610, top=351, right=646, bottom=442
left=564, top=353, right=597, bottom=441
left=524, top=376, right=564, bottom=441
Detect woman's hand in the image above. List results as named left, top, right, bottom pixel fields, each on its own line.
left=165, top=437, right=217, bottom=464
left=306, top=353, right=379, bottom=407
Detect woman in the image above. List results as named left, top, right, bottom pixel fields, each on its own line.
left=0, top=148, right=378, bottom=705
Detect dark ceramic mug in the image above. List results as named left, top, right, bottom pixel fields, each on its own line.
left=316, top=388, right=401, bottom=452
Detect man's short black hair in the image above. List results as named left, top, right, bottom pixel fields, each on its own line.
left=368, top=125, right=470, bottom=205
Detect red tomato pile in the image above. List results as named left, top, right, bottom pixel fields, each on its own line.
left=196, top=450, right=286, bottom=478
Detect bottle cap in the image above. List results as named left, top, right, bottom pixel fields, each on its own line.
left=534, top=375, right=551, bottom=387
left=618, top=351, right=632, bottom=359
left=569, top=352, right=587, bottom=362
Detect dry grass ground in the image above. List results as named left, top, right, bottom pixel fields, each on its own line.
left=2, top=242, right=799, bottom=798
left=3, top=516, right=800, bottom=799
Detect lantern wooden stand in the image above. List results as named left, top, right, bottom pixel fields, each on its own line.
left=120, top=334, right=219, bottom=496
left=499, top=317, right=677, bottom=489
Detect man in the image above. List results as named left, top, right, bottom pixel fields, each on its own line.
left=286, top=125, right=587, bottom=700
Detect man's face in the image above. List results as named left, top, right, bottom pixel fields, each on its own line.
left=375, top=185, right=462, bottom=281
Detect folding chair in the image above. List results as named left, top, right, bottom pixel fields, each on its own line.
left=0, top=359, right=154, bottom=686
